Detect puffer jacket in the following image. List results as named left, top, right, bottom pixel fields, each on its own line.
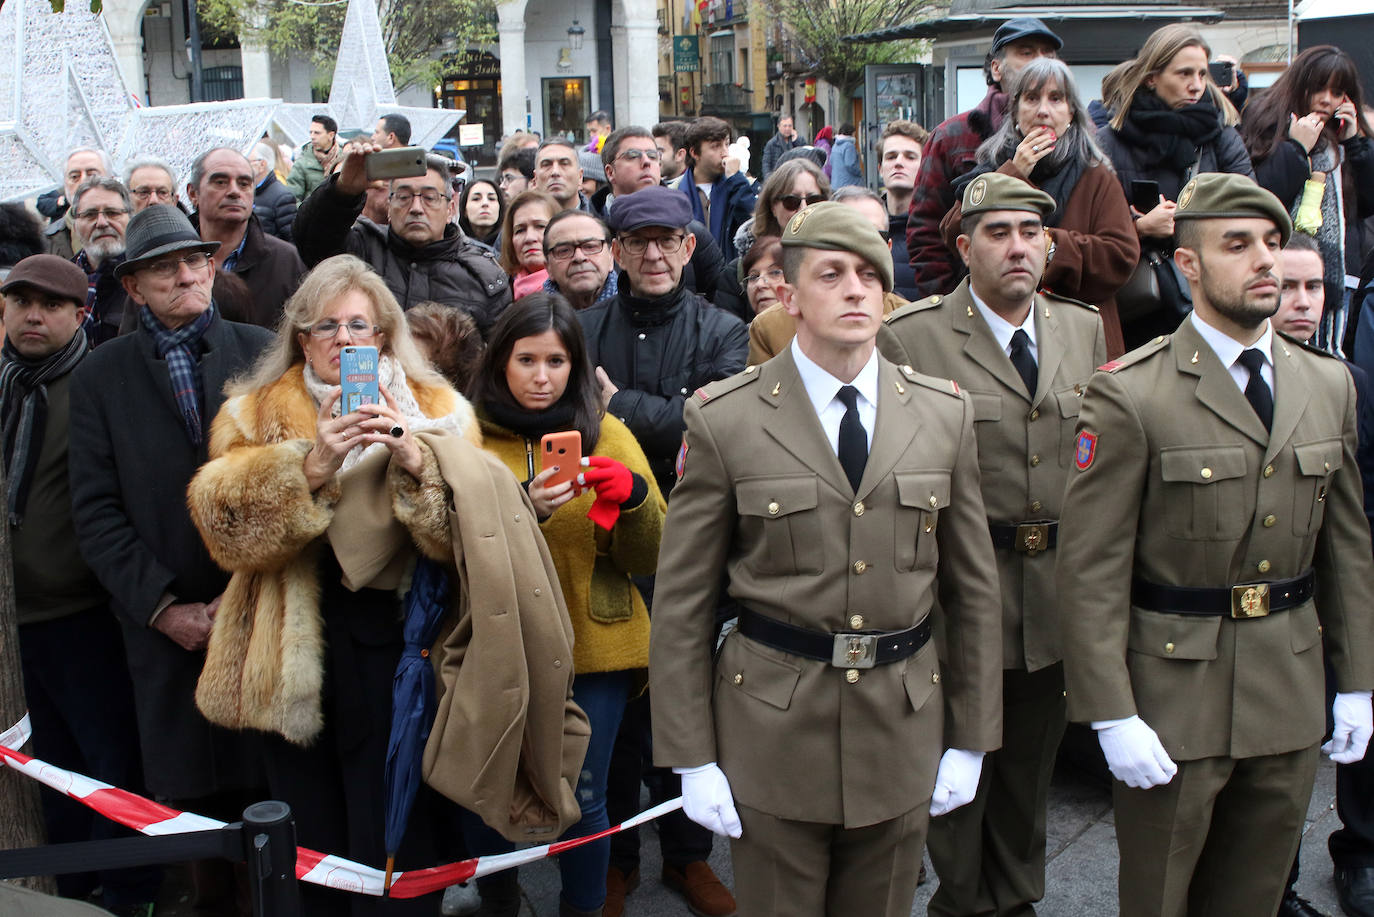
left=253, top=171, right=298, bottom=242
left=295, top=174, right=512, bottom=338
left=577, top=278, right=748, bottom=495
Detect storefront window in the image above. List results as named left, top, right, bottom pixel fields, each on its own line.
left=542, top=77, right=590, bottom=145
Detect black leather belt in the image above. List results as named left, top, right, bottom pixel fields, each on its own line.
left=1130, top=570, right=1316, bottom=619
left=988, top=520, right=1058, bottom=555
left=737, top=609, right=931, bottom=669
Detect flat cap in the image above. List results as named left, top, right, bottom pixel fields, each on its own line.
left=960, top=172, right=1056, bottom=220
left=991, top=17, right=1063, bottom=54
left=1175, top=173, right=1292, bottom=246
left=0, top=254, right=89, bottom=305
left=606, top=185, right=694, bottom=234
left=780, top=201, right=893, bottom=292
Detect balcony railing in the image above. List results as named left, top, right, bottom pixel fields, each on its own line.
left=701, top=82, right=754, bottom=113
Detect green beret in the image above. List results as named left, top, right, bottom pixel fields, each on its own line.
left=780, top=201, right=893, bottom=292
left=1175, top=172, right=1292, bottom=246
left=960, top=171, right=1055, bottom=220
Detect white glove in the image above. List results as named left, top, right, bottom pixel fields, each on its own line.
left=1325, top=691, right=1374, bottom=764
left=673, top=762, right=743, bottom=838
left=929, top=748, right=984, bottom=817
left=1094, top=715, right=1178, bottom=789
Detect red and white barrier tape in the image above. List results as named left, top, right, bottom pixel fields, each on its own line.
left=0, top=716, right=683, bottom=898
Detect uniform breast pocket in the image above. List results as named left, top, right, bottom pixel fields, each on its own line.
left=1292, top=438, right=1342, bottom=536
left=736, top=475, right=824, bottom=575
left=1055, top=384, right=1085, bottom=466
left=1159, top=445, right=1249, bottom=540
left=969, top=392, right=1003, bottom=471
left=895, top=471, right=950, bottom=572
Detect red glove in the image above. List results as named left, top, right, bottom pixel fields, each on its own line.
left=579, top=455, right=633, bottom=530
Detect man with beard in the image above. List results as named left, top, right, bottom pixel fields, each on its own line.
left=69, top=177, right=131, bottom=346
left=1057, top=172, right=1374, bottom=917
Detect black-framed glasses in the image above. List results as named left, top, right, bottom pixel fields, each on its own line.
left=779, top=193, right=827, bottom=211
left=140, top=252, right=211, bottom=278
left=618, top=233, right=685, bottom=255
left=547, top=238, right=608, bottom=261
left=389, top=189, right=451, bottom=208
left=744, top=267, right=785, bottom=288
left=615, top=148, right=662, bottom=163
left=73, top=207, right=130, bottom=221
left=306, top=319, right=379, bottom=339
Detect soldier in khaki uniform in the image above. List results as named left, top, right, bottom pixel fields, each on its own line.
left=1057, top=172, right=1374, bottom=917
left=649, top=202, right=1004, bottom=917
left=877, top=173, right=1105, bottom=917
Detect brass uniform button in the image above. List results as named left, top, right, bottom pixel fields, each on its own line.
left=1030, top=500, right=1043, bottom=513
left=1030, top=454, right=1041, bottom=467
left=845, top=669, right=860, bottom=684
left=1319, top=625, right=1324, bottom=635
left=931, top=671, right=941, bottom=684
left=1200, top=467, right=1213, bottom=479
left=1258, top=559, right=1272, bottom=573
left=849, top=614, right=865, bottom=629
left=1263, top=514, right=1276, bottom=528
left=768, top=502, right=780, bottom=515
left=1264, top=464, right=1275, bottom=478
left=744, top=365, right=756, bottom=374
left=553, top=658, right=562, bottom=668
left=733, top=673, right=743, bottom=685
left=1165, top=642, right=1175, bottom=654
left=854, top=501, right=865, bottom=516
left=1325, top=461, right=1331, bottom=471
left=533, top=588, right=542, bottom=596
left=1030, top=409, right=1040, bottom=421
left=853, top=560, right=868, bottom=575
left=929, top=495, right=939, bottom=508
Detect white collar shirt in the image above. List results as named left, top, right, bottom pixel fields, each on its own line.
left=790, top=337, right=879, bottom=455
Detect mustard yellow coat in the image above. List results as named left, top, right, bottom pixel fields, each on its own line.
left=478, top=410, right=666, bottom=675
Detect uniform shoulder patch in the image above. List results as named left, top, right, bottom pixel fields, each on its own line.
left=900, top=364, right=964, bottom=398
left=694, top=365, right=761, bottom=405
left=1040, top=290, right=1099, bottom=313
left=884, top=295, right=943, bottom=323
left=1074, top=431, right=1098, bottom=470
left=1278, top=330, right=1340, bottom=361
left=1097, top=334, right=1171, bottom=373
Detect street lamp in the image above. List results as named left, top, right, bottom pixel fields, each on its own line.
left=568, top=19, right=585, bottom=51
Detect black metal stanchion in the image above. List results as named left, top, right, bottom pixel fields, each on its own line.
left=241, top=801, right=302, bottom=917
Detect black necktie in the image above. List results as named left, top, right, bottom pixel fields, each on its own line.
left=1009, top=329, right=1038, bottom=397
left=1237, top=348, right=1273, bottom=432
left=836, top=385, right=868, bottom=493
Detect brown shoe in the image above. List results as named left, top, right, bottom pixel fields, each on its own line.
left=662, top=861, right=737, bottom=917
left=604, top=866, right=639, bottom=917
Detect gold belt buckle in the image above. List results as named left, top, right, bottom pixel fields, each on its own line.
left=1231, top=584, right=1270, bottom=619
left=1016, top=523, right=1050, bottom=556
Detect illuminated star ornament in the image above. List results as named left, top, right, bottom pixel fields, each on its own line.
left=0, top=0, right=280, bottom=201
left=273, top=0, right=462, bottom=150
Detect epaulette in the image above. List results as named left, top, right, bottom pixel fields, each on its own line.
left=1277, top=330, right=1340, bottom=361
left=883, top=293, right=944, bottom=323
left=897, top=363, right=963, bottom=398
left=1039, top=290, right=1099, bottom=313
left=1097, top=334, right=1170, bottom=373
left=693, top=364, right=762, bottom=405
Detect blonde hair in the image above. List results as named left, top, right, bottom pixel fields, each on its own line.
left=228, top=254, right=446, bottom=397
left=1107, top=24, right=1239, bottom=130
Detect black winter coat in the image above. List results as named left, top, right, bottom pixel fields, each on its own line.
left=295, top=174, right=512, bottom=338
left=1096, top=122, right=1253, bottom=205
left=190, top=213, right=306, bottom=330
left=577, top=278, right=748, bottom=494
left=252, top=172, right=298, bottom=243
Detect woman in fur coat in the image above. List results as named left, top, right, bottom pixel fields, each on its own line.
left=187, top=254, right=480, bottom=917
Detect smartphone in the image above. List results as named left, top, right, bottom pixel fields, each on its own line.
left=540, top=431, right=583, bottom=490
left=339, top=345, right=380, bottom=414
left=1130, top=179, right=1161, bottom=214
left=1208, top=61, right=1235, bottom=88
left=365, top=146, right=427, bottom=181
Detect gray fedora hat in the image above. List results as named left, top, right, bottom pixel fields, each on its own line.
left=114, top=204, right=220, bottom=279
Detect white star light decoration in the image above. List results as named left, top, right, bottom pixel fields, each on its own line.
left=273, top=0, right=463, bottom=150
left=0, top=0, right=280, bottom=202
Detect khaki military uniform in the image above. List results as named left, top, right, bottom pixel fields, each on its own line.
left=649, top=347, right=1004, bottom=917
left=1057, top=317, right=1374, bottom=917
left=747, top=291, right=907, bottom=366
left=877, top=278, right=1105, bottom=916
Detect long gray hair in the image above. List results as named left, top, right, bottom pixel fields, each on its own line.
left=976, top=58, right=1110, bottom=172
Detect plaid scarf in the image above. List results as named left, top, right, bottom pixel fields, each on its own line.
left=0, top=327, right=89, bottom=525
left=139, top=303, right=216, bottom=447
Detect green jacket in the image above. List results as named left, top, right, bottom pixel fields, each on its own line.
left=285, top=142, right=334, bottom=201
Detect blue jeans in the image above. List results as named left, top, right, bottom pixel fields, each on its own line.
left=462, top=669, right=631, bottom=911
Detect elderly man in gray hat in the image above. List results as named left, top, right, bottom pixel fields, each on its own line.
left=68, top=205, right=271, bottom=864
left=650, top=200, right=1003, bottom=917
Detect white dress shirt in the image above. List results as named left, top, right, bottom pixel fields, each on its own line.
left=971, top=289, right=1038, bottom=363
left=1189, top=311, right=1275, bottom=395
left=790, top=337, right=878, bottom=455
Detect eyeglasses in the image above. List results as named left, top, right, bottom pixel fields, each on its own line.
left=130, top=187, right=175, bottom=201
left=744, top=267, right=785, bottom=288
left=74, top=207, right=130, bottom=222
left=547, top=238, right=608, bottom=261
left=306, top=319, right=379, bottom=339
left=139, top=252, right=211, bottom=278
left=618, top=233, right=686, bottom=255
left=389, top=189, right=451, bottom=208
left=615, top=148, right=662, bottom=163
left=779, top=193, right=827, bottom=211
left=497, top=173, right=524, bottom=186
